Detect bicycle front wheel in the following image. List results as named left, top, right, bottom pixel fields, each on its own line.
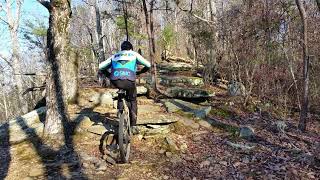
left=118, top=101, right=131, bottom=163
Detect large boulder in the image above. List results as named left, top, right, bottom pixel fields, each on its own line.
left=0, top=107, right=46, bottom=144
left=137, top=104, right=179, bottom=124
left=162, top=99, right=211, bottom=119
left=166, top=87, right=214, bottom=99
left=159, top=76, right=204, bottom=86
left=157, top=62, right=193, bottom=72
left=228, top=80, right=246, bottom=96
left=138, top=76, right=204, bottom=87
left=239, top=126, right=255, bottom=139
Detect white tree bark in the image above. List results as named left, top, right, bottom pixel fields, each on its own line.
left=2, top=0, right=28, bottom=114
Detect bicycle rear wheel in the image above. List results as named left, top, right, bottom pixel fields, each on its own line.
left=118, top=100, right=131, bottom=163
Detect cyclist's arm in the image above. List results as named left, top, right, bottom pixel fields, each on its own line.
left=135, top=52, right=151, bottom=75
left=99, top=56, right=112, bottom=71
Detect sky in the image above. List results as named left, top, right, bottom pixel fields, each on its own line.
left=0, top=0, right=49, bottom=58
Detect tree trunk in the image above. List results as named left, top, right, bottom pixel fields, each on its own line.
left=295, top=0, right=309, bottom=131
left=6, top=0, right=28, bottom=114
left=122, top=0, right=130, bottom=41
left=94, top=0, right=105, bottom=64
left=142, top=0, right=157, bottom=90
left=42, top=0, right=76, bottom=136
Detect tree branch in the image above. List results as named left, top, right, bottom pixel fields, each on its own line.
left=174, top=1, right=215, bottom=25
left=0, top=53, right=12, bottom=68
left=37, top=0, right=50, bottom=10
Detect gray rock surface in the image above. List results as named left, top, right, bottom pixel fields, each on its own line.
left=87, top=125, right=107, bottom=135
left=166, top=87, right=214, bottom=99
left=157, top=62, right=193, bottom=72
left=0, top=107, right=46, bottom=144
left=162, top=99, right=211, bottom=119
left=137, top=104, right=179, bottom=124
left=159, top=76, right=204, bottom=86
left=228, top=81, right=246, bottom=96
left=75, top=116, right=95, bottom=132
left=239, top=126, right=255, bottom=138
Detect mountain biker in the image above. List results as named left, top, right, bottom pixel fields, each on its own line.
left=98, top=41, right=151, bottom=134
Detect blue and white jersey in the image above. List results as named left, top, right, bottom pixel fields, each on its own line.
left=99, top=50, right=151, bottom=81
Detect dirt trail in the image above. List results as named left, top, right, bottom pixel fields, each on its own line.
left=1, top=87, right=320, bottom=180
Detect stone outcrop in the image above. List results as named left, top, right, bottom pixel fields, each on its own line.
left=165, top=87, right=214, bottom=99
left=0, top=107, right=46, bottom=144
left=161, top=99, right=211, bottom=119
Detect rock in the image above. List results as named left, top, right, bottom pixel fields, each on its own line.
left=158, top=149, right=166, bottom=154
left=165, top=151, right=173, bottom=158
left=103, top=155, right=116, bottom=165
left=194, top=106, right=212, bottom=119
left=275, top=120, right=287, bottom=133
left=137, top=104, right=178, bottom=124
left=87, top=125, right=107, bottom=135
left=159, top=76, right=204, bottom=86
left=197, top=120, right=212, bottom=129
left=165, top=137, right=179, bottom=152
left=29, top=167, right=44, bottom=177
left=166, top=87, right=214, bottom=99
left=0, top=107, right=46, bottom=144
left=75, top=116, right=94, bottom=132
left=144, top=126, right=170, bottom=135
left=22, top=177, right=33, bottom=180
left=242, top=157, right=250, bottom=164
left=146, top=124, right=161, bottom=129
left=179, top=119, right=199, bottom=129
left=82, top=162, right=90, bottom=168
left=226, top=141, right=255, bottom=150
left=96, top=161, right=108, bottom=171
left=239, top=126, right=255, bottom=139
left=163, top=175, right=170, bottom=180
left=228, top=80, right=246, bottom=96
left=100, top=93, right=113, bottom=106
left=180, top=143, right=188, bottom=153
left=137, top=86, right=148, bottom=95
left=200, top=160, right=211, bottom=168
left=89, top=93, right=101, bottom=104
left=137, top=134, right=143, bottom=140
left=157, top=62, right=193, bottom=72
left=162, top=99, right=211, bottom=119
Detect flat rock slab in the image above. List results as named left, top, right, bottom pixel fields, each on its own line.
left=161, top=99, right=211, bottom=119
left=137, top=104, right=179, bottom=125
left=138, top=76, right=204, bottom=87
left=0, top=107, right=46, bottom=144
left=157, top=62, right=193, bottom=72
left=165, top=87, right=214, bottom=99
left=159, top=76, right=204, bottom=86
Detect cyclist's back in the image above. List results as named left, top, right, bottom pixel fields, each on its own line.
left=98, top=41, right=150, bottom=133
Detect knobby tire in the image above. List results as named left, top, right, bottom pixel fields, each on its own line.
left=118, top=100, right=131, bottom=163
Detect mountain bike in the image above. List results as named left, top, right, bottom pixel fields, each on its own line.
left=117, top=89, right=132, bottom=163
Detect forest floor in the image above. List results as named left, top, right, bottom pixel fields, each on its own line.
left=1, top=86, right=320, bottom=180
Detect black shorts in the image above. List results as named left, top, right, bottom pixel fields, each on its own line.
left=110, top=79, right=136, bottom=101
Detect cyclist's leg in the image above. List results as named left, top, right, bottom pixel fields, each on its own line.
left=123, top=81, right=137, bottom=127
left=110, top=80, right=124, bottom=111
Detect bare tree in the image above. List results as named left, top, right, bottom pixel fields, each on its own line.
left=295, top=0, right=309, bottom=131
left=0, top=0, right=28, bottom=114
left=142, top=0, right=157, bottom=90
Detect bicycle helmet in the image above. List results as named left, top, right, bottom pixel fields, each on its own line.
left=121, top=41, right=133, bottom=51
